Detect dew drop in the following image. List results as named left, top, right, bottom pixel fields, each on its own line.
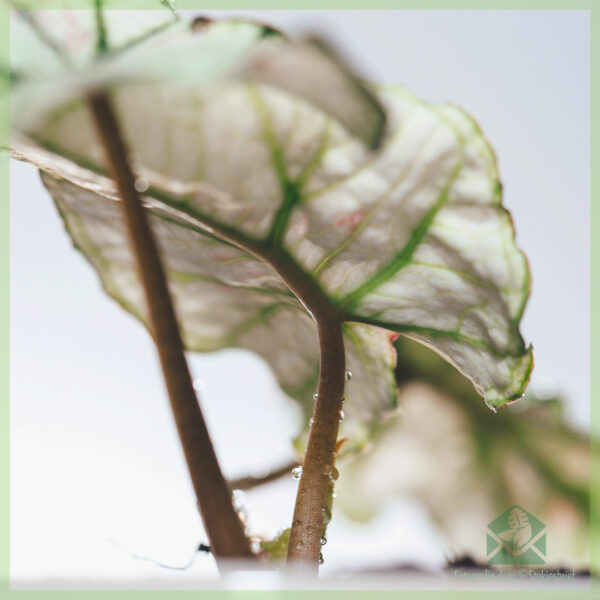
left=321, top=507, right=332, bottom=525
left=291, top=466, right=303, bottom=480
left=309, top=418, right=314, bottom=426
left=250, top=461, right=270, bottom=479
left=332, top=492, right=338, bottom=499
left=134, top=177, right=149, bottom=193
left=345, top=370, right=353, bottom=381
left=318, top=553, right=324, bottom=565
left=313, top=393, right=319, bottom=400
left=232, top=489, right=246, bottom=512
left=192, top=378, right=205, bottom=392
left=320, top=536, right=327, bottom=546
left=339, top=410, right=345, bottom=423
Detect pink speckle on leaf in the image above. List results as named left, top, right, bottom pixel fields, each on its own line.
left=335, top=210, right=364, bottom=231
left=289, top=214, right=309, bottom=238
left=63, top=12, right=91, bottom=53
left=214, top=251, right=231, bottom=262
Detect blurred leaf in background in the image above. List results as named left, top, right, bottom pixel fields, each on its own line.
left=336, top=336, right=593, bottom=571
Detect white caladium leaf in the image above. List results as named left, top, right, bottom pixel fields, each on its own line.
left=6, top=3, right=177, bottom=137
left=7, top=7, right=385, bottom=148
left=9, top=2, right=178, bottom=72
left=39, top=170, right=397, bottom=442
left=10, top=15, right=531, bottom=426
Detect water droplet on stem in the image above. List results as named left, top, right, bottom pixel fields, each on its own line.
left=232, top=489, right=246, bottom=511
left=134, top=177, right=149, bottom=193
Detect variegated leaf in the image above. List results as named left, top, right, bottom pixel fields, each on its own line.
left=40, top=170, right=397, bottom=442
left=10, top=14, right=531, bottom=441
left=8, top=7, right=384, bottom=148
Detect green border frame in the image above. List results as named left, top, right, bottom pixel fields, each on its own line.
left=0, top=1, right=596, bottom=598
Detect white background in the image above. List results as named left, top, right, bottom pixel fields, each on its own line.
left=10, top=9, right=590, bottom=586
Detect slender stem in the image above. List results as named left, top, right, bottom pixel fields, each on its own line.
left=229, top=460, right=299, bottom=492
left=286, top=312, right=346, bottom=568
left=87, top=92, right=254, bottom=563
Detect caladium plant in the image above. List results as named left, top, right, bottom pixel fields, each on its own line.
left=7, top=2, right=532, bottom=573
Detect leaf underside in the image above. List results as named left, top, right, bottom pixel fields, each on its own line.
left=10, top=14, right=532, bottom=442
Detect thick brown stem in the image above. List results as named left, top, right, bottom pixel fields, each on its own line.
left=87, top=92, right=254, bottom=563
left=286, top=312, right=345, bottom=569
